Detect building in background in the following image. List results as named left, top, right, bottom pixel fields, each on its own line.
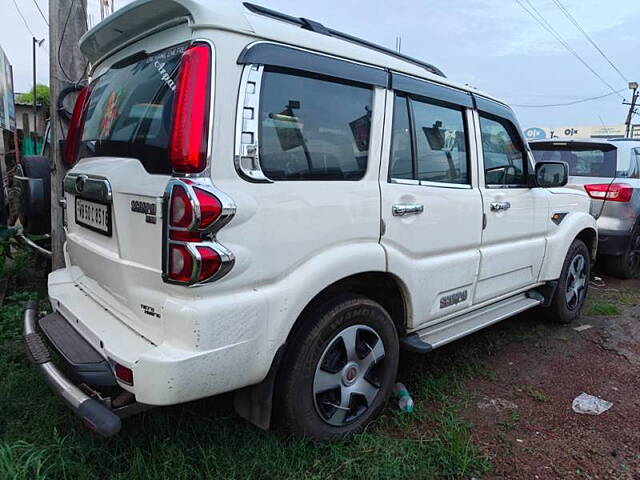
left=524, top=124, right=640, bottom=141
left=14, top=94, right=46, bottom=154
left=0, top=45, right=16, bottom=225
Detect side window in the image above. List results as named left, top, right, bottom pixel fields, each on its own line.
left=479, top=115, right=527, bottom=186
left=411, top=99, right=469, bottom=185
left=259, top=69, right=373, bottom=181
left=390, top=95, right=413, bottom=180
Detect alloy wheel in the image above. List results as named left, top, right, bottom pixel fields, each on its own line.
left=313, top=324, right=387, bottom=426
left=565, top=253, right=587, bottom=310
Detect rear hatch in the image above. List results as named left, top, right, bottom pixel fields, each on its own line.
left=63, top=41, right=188, bottom=344
left=531, top=141, right=617, bottom=218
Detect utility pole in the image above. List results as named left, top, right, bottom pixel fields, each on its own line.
left=50, top=0, right=88, bottom=269
left=32, top=37, right=45, bottom=143
left=624, top=82, right=638, bottom=139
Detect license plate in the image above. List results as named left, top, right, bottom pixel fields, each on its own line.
left=75, top=198, right=112, bottom=236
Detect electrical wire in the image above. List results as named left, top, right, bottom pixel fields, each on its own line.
left=550, top=0, right=628, bottom=83
left=514, top=0, right=625, bottom=100
left=57, top=0, right=90, bottom=84
left=510, top=88, right=626, bottom=107
left=33, top=0, right=49, bottom=26
left=11, top=0, right=36, bottom=37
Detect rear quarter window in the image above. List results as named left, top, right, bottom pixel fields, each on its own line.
left=258, top=68, right=373, bottom=181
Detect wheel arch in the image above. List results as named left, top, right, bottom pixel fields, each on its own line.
left=233, top=270, right=410, bottom=430
left=576, top=227, right=598, bottom=261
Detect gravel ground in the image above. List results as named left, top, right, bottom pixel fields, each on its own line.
left=459, top=276, right=640, bottom=479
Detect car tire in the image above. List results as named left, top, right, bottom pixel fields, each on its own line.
left=547, top=239, right=590, bottom=324
left=18, top=156, right=51, bottom=235
left=276, top=294, right=399, bottom=440
left=603, top=224, right=640, bottom=279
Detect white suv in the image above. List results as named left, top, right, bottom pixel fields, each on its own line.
left=23, top=0, right=596, bottom=440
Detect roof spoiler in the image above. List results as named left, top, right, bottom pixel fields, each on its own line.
left=80, top=0, right=191, bottom=65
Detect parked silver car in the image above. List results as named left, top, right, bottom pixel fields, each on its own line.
left=530, top=138, right=640, bottom=278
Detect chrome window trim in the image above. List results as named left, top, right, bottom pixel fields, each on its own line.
left=390, top=178, right=419, bottom=185
left=419, top=180, right=472, bottom=190
left=234, top=64, right=272, bottom=183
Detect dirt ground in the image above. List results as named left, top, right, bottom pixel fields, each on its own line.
left=459, top=276, right=640, bottom=479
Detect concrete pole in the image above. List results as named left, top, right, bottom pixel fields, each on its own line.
left=49, top=0, right=88, bottom=269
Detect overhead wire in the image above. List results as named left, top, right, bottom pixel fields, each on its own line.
left=11, top=0, right=36, bottom=37
left=510, top=88, right=626, bottom=107
left=514, top=0, right=625, bottom=101
left=550, top=0, right=628, bottom=84
left=33, top=0, right=49, bottom=26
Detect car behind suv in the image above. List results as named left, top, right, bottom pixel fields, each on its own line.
left=530, top=138, right=640, bottom=278
left=22, top=0, right=597, bottom=440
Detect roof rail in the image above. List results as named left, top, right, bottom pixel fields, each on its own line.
left=243, top=2, right=446, bottom=78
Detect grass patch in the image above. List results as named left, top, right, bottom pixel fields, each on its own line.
left=0, top=248, right=491, bottom=479
left=586, top=302, right=621, bottom=316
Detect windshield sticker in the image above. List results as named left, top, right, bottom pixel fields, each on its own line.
left=98, top=90, right=121, bottom=140
left=154, top=61, right=176, bottom=91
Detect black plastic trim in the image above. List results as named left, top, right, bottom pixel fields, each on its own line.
left=399, top=333, right=433, bottom=354
left=392, top=73, right=473, bottom=108
left=237, top=42, right=388, bottom=88
left=39, top=312, right=117, bottom=386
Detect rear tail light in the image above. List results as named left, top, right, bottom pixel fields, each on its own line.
left=64, top=86, right=90, bottom=166
left=193, top=188, right=222, bottom=229
left=163, top=179, right=235, bottom=285
left=114, top=363, right=133, bottom=385
left=168, top=43, right=211, bottom=174
left=196, top=246, right=222, bottom=281
left=169, top=244, right=194, bottom=283
left=169, top=185, right=193, bottom=228
left=584, top=183, right=633, bottom=202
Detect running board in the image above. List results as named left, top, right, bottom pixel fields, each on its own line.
left=400, top=293, right=542, bottom=353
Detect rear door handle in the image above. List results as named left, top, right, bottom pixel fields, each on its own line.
left=490, top=201, right=511, bottom=212
left=392, top=203, right=424, bottom=216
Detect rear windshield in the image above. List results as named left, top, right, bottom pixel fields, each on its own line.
left=531, top=143, right=617, bottom=178
left=78, top=44, right=187, bottom=174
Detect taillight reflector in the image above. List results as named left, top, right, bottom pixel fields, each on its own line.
left=115, top=363, right=134, bottom=385
left=196, top=246, right=221, bottom=281
left=194, top=187, right=222, bottom=229
left=585, top=183, right=633, bottom=202
left=64, top=86, right=90, bottom=166
left=168, top=44, right=211, bottom=174
left=169, top=185, right=193, bottom=228
left=169, top=244, right=194, bottom=282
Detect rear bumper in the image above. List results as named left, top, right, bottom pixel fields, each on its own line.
left=47, top=267, right=269, bottom=406
left=22, top=301, right=122, bottom=437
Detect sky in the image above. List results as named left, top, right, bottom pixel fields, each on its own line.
left=1, top=0, right=638, bottom=129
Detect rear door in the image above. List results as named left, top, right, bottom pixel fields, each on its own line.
left=380, top=76, right=483, bottom=329
left=62, top=30, right=190, bottom=344
left=473, top=100, right=548, bottom=303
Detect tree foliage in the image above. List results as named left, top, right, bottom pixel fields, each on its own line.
left=17, top=84, right=50, bottom=113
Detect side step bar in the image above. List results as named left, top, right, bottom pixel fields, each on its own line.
left=400, top=293, right=542, bottom=353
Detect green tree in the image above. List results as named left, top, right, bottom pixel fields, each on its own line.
left=17, top=84, right=50, bottom=114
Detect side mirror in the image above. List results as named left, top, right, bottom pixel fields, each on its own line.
left=535, top=161, right=568, bottom=188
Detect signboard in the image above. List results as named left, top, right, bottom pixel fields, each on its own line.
left=0, top=46, right=16, bottom=132
left=523, top=124, right=637, bottom=141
